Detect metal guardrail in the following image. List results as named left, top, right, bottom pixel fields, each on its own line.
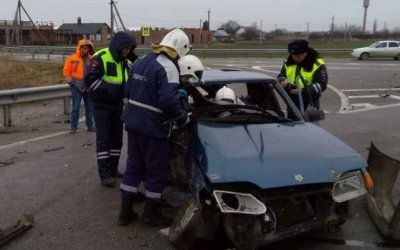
left=0, top=46, right=353, bottom=60
left=0, top=84, right=70, bottom=127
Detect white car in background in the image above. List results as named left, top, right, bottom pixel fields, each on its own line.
left=351, top=40, right=400, bottom=60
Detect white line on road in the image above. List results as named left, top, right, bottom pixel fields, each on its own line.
left=0, top=131, right=69, bottom=150
left=342, top=88, right=400, bottom=92
left=348, top=95, right=383, bottom=99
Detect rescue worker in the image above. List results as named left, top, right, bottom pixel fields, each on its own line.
left=214, top=86, right=237, bottom=104
left=84, top=31, right=137, bottom=187
left=178, top=54, right=204, bottom=86
left=178, top=54, right=204, bottom=107
left=63, top=39, right=95, bottom=134
left=118, top=29, right=191, bottom=227
left=277, top=39, right=328, bottom=112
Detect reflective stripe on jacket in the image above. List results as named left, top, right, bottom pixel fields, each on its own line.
left=284, top=58, right=325, bottom=88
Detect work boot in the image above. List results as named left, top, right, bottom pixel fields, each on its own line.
left=118, top=197, right=138, bottom=226
left=142, top=199, right=172, bottom=227
left=101, top=177, right=116, bottom=188
left=114, top=171, right=124, bottom=179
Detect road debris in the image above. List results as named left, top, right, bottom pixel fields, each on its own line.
left=0, top=214, right=34, bottom=247
left=44, top=146, right=64, bottom=152
left=0, top=157, right=17, bottom=167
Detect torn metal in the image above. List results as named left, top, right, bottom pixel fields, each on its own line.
left=366, top=142, right=400, bottom=240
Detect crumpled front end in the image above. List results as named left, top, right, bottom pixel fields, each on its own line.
left=206, top=180, right=361, bottom=249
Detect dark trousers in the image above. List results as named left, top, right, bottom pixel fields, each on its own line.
left=120, top=132, right=169, bottom=200
left=93, top=104, right=123, bottom=180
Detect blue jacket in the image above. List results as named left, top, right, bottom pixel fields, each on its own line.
left=123, top=52, right=188, bottom=138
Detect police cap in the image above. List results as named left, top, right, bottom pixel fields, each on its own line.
left=288, top=39, right=309, bottom=55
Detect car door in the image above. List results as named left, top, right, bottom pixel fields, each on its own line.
left=371, top=42, right=388, bottom=58
left=388, top=42, right=400, bottom=58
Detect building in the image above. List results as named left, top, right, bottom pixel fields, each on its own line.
left=57, top=17, right=110, bottom=45
left=134, top=27, right=212, bottom=48
left=0, top=20, right=55, bottom=45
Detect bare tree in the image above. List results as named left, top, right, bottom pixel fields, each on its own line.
left=219, top=20, right=241, bottom=36
left=240, top=22, right=259, bottom=40
left=202, top=21, right=209, bottom=31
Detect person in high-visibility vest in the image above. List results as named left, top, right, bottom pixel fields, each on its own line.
left=84, top=31, right=137, bottom=188
left=277, top=39, right=328, bottom=111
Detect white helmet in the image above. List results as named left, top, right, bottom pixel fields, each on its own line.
left=214, top=86, right=236, bottom=104
left=160, top=28, right=191, bottom=57
left=178, top=55, right=204, bottom=80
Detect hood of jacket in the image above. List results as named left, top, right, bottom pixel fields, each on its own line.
left=109, top=31, right=136, bottom=62
left=75, top=39, right=94, bottom=57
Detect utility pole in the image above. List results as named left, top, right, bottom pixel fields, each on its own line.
left=110, top=0, right=114, bottom=39
left=110, top=0, right=127, bottom=39
left=207, top=9, right=211, bottom=48
left=306, top=22, right=309, bottom=40
left=259, top=20, right=263, bottom=45
left=11, top=0, right=48, bottom=45
left=363, top=0, right=370, bottom=33
left=331, top=16, right=335, bottom=33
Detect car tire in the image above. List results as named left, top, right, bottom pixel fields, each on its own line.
left=395, top=54, right=400, bottom=60
left=360, top=52, right=369, bottom=60
left=168, top=199, right=201, bottom=249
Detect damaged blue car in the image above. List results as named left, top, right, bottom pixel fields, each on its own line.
left=165, top=69, right=373, bottom=250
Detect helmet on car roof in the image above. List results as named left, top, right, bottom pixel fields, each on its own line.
left=178, top=55, right=204, bottom=81
left=214, top=86, right=236, bottom=104
left=160, top=29, right=191, bottom=58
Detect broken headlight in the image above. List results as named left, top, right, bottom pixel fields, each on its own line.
left=332, top=171, right=367, bottom=203
left=213, top=190, right=266, bottom=215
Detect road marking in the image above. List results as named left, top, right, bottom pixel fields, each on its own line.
left=344, top=102, right=400, bottom=113
left=327, top=85, right=350, bottom=113
left=348, top=95, right=385, bottom=99
left=0, top=131, right=69, bottom=150
left=342, top=88, right=400, bottom=92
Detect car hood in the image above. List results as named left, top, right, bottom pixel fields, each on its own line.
left=197, top=121, right=367, bottom=189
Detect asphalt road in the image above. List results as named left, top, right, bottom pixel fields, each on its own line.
left=1, top=58, right=400, bottom=250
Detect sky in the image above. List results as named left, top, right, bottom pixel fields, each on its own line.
left=0, top=0, right=399, bottom=32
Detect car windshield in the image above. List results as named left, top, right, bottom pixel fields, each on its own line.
left=368, top=42, right=380, bottom=48
left=187, top=81, right=302, bottom=124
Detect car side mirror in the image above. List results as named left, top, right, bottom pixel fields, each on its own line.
left=304, top=109, right=325, bottom=122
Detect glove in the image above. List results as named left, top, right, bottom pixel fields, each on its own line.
left=66, top=79, right=74, bottom=86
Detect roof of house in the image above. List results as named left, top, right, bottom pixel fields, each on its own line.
left=213, top=29, right=231, bottom=37
left=57, top=23, right=109, bottom=34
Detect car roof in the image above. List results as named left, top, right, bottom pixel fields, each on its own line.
left=375, top=40, right=400, bottom=43
left=201, top=68, right=276, bottom=85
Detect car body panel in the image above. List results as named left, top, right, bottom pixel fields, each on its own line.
left=351, top=40, right=400, bottom=59
left=197, top=121, right=367, bottom=189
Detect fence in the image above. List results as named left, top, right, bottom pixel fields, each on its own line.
left=0, top=46, right=353, bottom=60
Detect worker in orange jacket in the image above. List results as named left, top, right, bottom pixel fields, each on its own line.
left=63, top=39, right=95, bottom=134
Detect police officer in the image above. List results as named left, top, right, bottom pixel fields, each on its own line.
left=277, top=39, right=328, bottom=112
left=118, top=29, right=191, bottom=227
left=85, top=31, right=137, bottom=187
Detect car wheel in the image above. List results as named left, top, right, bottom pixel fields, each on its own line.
left=360, top=52, right=369, bottom=60
left=395, top=54, right=400, bottom=60
left=168, top=199, right=201, bottom=249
